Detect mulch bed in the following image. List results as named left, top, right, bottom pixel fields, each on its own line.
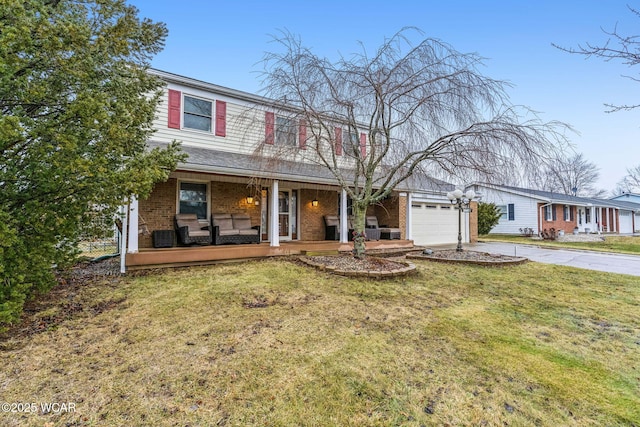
left=408, top=249, right=527, bottom=266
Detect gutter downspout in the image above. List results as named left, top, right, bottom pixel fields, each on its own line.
left=539, top=202, right=552, bottom=236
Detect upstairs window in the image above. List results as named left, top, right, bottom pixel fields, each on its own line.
left=343, top=130, right=359, bottom=155
left=276, top=116, right=296, bottom=146
left=184, top=95, right=212, bottom=132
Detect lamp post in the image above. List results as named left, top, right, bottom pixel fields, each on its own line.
left=446, top=188, right=476, bottom=252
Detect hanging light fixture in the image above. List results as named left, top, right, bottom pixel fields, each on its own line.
left=246, top=195, right=254, bottom=205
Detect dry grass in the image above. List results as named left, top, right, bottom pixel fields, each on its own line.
left=1, top=258, right=639, bottom=426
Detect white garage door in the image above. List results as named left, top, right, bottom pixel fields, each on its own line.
left=411, top=203, right=467, bottom=246
left=619, top=211, right=633, bottom=234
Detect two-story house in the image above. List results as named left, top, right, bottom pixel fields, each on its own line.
left=120, top=70, right=476, bottom=270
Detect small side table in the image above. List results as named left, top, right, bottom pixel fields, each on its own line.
left=153, top=230, right=175, bottom=248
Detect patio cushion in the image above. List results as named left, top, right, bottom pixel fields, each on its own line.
left=324, top=215, right=339, bottom=227
left=365, top=216, right=379, bottom=228
left=189, top=229, right=212, bottom=237
left=238, top=229, right=259, bottom=235
left=176, top=213, right=204, bottom=230
left=218, top=229, right=240, bottom=236
left=212, top=214, right=234, bottom=230
left=232, top=214, right=253, bottom=230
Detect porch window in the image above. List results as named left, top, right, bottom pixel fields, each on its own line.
left=276, top=116, right=296, bottom=146
left=179, top=182, right=208, bottom=219
left=183, top=95, right=212, bottom=132
left=585, top=208, right=591, bottom=223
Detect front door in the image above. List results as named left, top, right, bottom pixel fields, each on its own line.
left=278, top=190, right=297, bottom=240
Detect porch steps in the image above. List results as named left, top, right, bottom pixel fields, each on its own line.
left=301, top=250, right=340, bottom=256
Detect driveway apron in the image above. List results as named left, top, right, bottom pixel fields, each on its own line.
left=472, top=242, right=640, bottom=276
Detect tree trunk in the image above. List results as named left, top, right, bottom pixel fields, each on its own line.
left=351, top=201, right=367, bottom=259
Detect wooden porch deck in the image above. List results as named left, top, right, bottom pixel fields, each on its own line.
left=125, top=240, right=415, bottom=270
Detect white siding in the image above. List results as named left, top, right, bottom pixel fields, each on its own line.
left=476, top=187, right=541, bottom=235
left=151, top=83, right=365, bottom=169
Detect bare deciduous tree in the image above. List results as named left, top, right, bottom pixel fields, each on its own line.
left=533, top=153, right=605, bottom=197
left=554, top=6, right=640, bottom=112
left=615, top=164, right=640, bottom=194
left=260, top=28, right=568, bottom=257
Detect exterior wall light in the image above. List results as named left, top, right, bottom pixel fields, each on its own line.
left=312, top=199, right=319, bottom=207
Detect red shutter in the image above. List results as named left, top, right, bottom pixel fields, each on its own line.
left=168, top=89, right=181, bottom=129
left=335, top=127, right=342, bottom=156
left=265, top=112, right=275, bottom=144
left=215, top=100, right=226, bottom=137
left=360, top=132, right=367, bottom=157
left=299, top=120, right=307, bottom=149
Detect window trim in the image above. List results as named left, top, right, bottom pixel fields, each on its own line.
left=177, top=180, right=210, bottom=221
left=183, top=94, right=213, bottom=133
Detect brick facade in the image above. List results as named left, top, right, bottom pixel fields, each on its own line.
left=299, top=189, right=339, bottom=240
left=538, top=203, right=578, bottom=234
left=138, top=178, right=177, bottom=248
left=469, top=200, right=478, bottom=243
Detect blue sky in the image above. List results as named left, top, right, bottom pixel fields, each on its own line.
left=130, top=0, right=640, bottom=191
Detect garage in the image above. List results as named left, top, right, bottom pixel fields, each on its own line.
left=618, top=210, right=634, bottom=234
left=411, top=201, right=468, bottom=246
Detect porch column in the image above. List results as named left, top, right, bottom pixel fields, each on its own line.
left=340, top=188, right=348, bottom=243
left=405, top=192, right=412, bottom=241
left=598, top=207, right=602, bottom=232
left=612, top=208, right=617, bottom=233
left=127, top=196, right=139, bottom=253
left=270, top=180, right=280, bottom=247
left=605, top=207, right=610, bottom=232
left=119, top=203, right=129, bottom=274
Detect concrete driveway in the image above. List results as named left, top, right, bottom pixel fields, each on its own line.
left=471, top=242, right=640, bottom=277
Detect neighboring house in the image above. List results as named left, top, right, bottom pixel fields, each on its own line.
left=120, top=69, right=475, bottom=270
left=469, top=184, right=639, bottom=236
left=611, top=192, right=640, bottom=205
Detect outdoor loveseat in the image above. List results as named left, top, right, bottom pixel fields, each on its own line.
left=324, top=215, right=381, bottom=241
left=174, top=213, right=212, bottom=245
left=366, top=216, right=401, bottom=240
left=211, top=213, right=260, bottom=245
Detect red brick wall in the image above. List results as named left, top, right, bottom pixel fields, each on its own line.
left=469, top=200, right=478, bottom=243
left=538, top=203, right=578, bottom=234
left=299, top=190, right=339, bottom=240
left=210, top=182, right=261, bottom=224
left=138, top=178, right=177, bottom=248
left=374, top=193, right=400, bottom=229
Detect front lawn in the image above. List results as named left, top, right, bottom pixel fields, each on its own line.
left=481, top=234, right=640, bottom=255
left=1, top=258, right=639, bottom=426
